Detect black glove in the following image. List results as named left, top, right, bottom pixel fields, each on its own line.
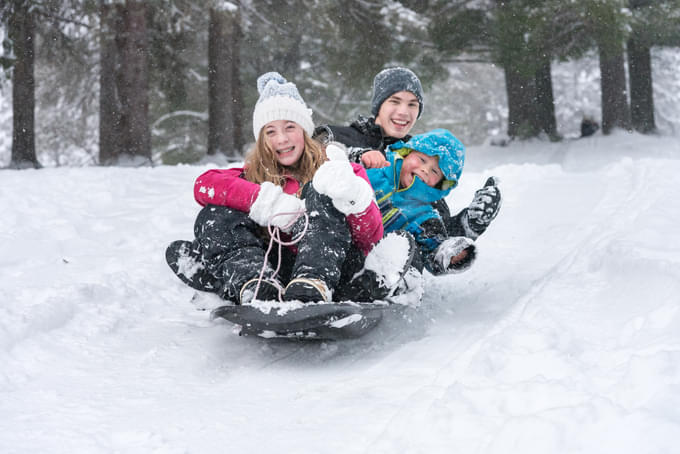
left=465, top=176, right=501, bottom=237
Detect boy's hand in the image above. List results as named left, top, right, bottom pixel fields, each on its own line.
left=449, top=249, right=468, bottom=266
left=360, top=150, right=390, bottom=169
left=433, top=236, right=477, bottom=274
left=465, top=176, right=501, bottom=236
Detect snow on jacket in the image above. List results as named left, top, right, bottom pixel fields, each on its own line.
left=193, top=164, right=383, bottom=255
left=313, top=115, right=410, bottom=164
left=366, top=129, right=466, bottom=253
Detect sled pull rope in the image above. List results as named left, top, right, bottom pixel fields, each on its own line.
left=252, top=207, right=309, bottom=303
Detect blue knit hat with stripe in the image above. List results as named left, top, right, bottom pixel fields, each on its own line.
left=390, top=128, right=465, bottom=184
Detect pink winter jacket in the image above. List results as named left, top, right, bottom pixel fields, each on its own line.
left=194, top=164, right=383, bottom=255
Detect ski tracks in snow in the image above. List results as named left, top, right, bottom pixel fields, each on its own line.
left=363, top=157, right=680, bottom=453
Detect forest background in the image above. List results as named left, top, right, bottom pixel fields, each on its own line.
left=1, top=0, right=680, bottom=168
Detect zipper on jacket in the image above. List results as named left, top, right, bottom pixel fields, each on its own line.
left=376, top=191, right=393, bottom=207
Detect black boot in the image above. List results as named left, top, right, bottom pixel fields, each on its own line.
left=239, top=277, right=284, bottom=304
left=166, top=240, right=220, bottom=292
left=337, top=230, right=419, bottom=302
left=284, top=277, right=331, bottom=303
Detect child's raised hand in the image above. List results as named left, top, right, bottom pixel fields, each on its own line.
left=325, top=142, right=348, bottom=161
left=467, top=176, right=501, bottom=229
left=360, top=150, right=390, bottom=169
left=312, top=160, right=374, bottom=215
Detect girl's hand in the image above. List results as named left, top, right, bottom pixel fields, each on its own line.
left=250, top=182, right=305, bottom=231
left=360, top=150, right=390, bottom=169
left=312, top=160, right=373, bottom=215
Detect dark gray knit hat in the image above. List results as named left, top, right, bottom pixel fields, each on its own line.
left=371, top=67, right=424, bottom=119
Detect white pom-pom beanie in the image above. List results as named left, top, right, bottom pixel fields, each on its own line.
left=252, top=72, right=314, bottom=139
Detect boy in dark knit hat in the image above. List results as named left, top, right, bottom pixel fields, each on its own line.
left=314, top=67, right=423, bottom=168
left=314, top=67, right=502, bottom=242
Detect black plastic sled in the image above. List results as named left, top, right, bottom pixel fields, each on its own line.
left=211, top=301, right=387, bottom=340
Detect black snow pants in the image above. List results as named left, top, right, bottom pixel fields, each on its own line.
left=192, top=183, right=365, bottom=301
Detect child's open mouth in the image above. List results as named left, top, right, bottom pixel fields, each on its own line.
left=401, top=173, right=415, bottom=188
left=276, top=146, right=295, bottom=154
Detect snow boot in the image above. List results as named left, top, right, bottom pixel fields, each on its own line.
left=239, top=277, right=284, bottom=304
left=166, top=240, right=219, bottom=292
left=338, top=230, right=419, bottom=302
left=284, top=277, right=332, bottom=303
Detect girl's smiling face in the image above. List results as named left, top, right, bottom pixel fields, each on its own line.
left=263, top=120, right=305, bottom=167
left=399, top=150, right=443, bottom=188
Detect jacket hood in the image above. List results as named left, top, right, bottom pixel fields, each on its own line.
left=388, top=128, right=465, bottom=184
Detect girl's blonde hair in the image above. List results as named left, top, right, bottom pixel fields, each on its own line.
left=244, top=129, right=326, bottom=187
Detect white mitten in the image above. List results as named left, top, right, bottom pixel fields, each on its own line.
left=325, top=142, right=349, bottom=161
left=268, top=192, right=305, bottom=231
left=434, top=236, right=477, bottom=274
left=249, top=181, right=282, bottom=226
left=250, top=182, right=305, bottom=230
left=312, top=160, right=374, bottom=215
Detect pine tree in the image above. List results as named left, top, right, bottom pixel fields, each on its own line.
left=429, top=0, right=564, bottom=140
left=208, top=3, right=243, bottom=157
left=3, top=0, right=39, bottom=168
left=627, top=0, right=680, bottom=133
left=577, top=0, right=631, bottom=134
left=99, top=0, right=151, bottom=165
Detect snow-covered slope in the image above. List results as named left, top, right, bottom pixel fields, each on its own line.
left=1, top=132, right=679, bottom=453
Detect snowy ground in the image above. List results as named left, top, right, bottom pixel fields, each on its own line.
left=2, top=132, right=680, bottom=453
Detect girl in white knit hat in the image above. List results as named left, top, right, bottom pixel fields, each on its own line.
left=166, top=72, right=384, bottom=304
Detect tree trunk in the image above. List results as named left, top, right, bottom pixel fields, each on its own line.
left=9, top=0, right=39, bottom=169
left=496, top=0, right=540, bottom=140
left=208, top=8, right=235, bottom=156
left=231, top=12, right=244, bottom=154
left=627, top=36, right=655, bottom=133
left=598, top=42, right=631, bottom=134
left=99, top=0, right=151, bottom=165
left=534, top=55, right=559, bottom=140
left=118, top=0, right=150, bottom=162
left=208, top=6, right=244, bottom=157
left=504, top=65, right=539, bottom=139
left=99, top=2, right=124, bottom=164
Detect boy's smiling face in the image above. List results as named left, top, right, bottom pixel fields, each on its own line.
left=399, top=150, right=444, bottom=189
left=375, top=91, right=420, bottom=139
